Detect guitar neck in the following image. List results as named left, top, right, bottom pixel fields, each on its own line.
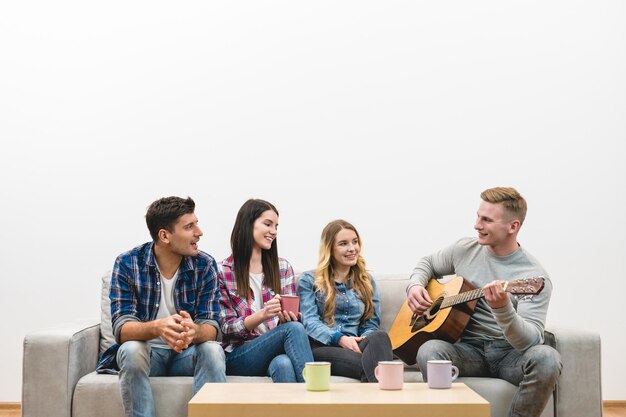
left=441, top=288, right=487, bottom=309
left=439, top=277, right=544, bottom=309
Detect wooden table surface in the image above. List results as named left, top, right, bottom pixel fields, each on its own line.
left=189, top=382, right=490, bottom=417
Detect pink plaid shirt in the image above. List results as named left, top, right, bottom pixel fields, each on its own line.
left=217, top=255, right=297, bottom=352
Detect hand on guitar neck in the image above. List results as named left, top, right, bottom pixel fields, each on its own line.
left=408, top=279, right=510, bottom=315
left=482, top=280, right=510, bottom=309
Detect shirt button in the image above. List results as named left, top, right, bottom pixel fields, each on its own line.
left=157, top=281, right=160, bottom=285
left=155, top=303, right=159, bottom=307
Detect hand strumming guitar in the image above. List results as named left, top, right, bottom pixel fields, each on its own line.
left=407, top=285, right=433, bottom=315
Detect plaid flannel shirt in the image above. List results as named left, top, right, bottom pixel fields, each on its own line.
left=96, top=241, right=221, bottom=373
left=218, top=255, right=296, bottom=352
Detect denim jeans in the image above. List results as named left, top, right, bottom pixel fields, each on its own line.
left=310, top=330, right=393, bottom=382
left=417, top=339, right=562, bottom=417
left=116, top=340, right=226, bottom=417
left=226, top=321, right=313, bottom=382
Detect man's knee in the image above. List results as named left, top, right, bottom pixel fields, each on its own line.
left=117, top=341, right=150, bottom=371
left=195, top=341, right=226, bottom=363
left=417, top=339, right=452, bottom=364
left=526, top=345, right=562, bottom=381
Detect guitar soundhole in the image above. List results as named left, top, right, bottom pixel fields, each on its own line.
left=427, top=297, right=443, bottom=319
left=410, top=297, right=444, bottom=332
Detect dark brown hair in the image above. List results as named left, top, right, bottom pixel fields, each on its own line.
left=145, top=196, right=195, bottom=242
left=230, top=199, right=281, bottom=298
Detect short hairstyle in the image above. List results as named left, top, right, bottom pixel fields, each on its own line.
left=480, top=187, right=527, bottom=224
left=145, top=196, right=196, bottom=242
left=230, top=199, right=281, bottom=298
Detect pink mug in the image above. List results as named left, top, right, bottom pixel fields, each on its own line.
left=280, top=295, right=300, bottom=315
left=374, top=361, right=404, bottom=390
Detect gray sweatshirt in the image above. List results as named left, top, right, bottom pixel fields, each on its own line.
left=407, top=237, right=552, bottom=352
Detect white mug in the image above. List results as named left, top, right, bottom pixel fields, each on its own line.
left=427, top=360, right=459, bottom=389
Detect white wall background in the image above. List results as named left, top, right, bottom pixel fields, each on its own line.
left=1, top=0, right=625, bottom=402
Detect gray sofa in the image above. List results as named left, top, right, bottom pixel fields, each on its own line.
left=22, top=273, right=603, bottom=417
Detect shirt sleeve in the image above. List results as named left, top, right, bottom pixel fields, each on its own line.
left=492, top=276, right=552, bottom=351
left=358, top=276, right=382, bottom=337
left=296, top=272, right=339, bottom=345
left=280, top=259, right=297, bottom=296
left=407, top=240, right=459, bottom=293
left=110, top=256, right=140, bottom=344
left=194, top=257, right=221, bottom=334
left=217, top=268, right=249, bottom=339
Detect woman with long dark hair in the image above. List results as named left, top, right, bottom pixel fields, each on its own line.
left=297, top=219, right=393, bottom=382
left=218, top=199, right=313, bottom=382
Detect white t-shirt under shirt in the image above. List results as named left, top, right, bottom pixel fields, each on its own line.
left=249, top=272, right=269, bottom=335
left=149, top=268, right=179, bottom=350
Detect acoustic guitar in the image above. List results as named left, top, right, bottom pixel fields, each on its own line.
left=389, top=275, right=545, bottom=365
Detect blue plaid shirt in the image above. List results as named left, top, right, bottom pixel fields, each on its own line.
left=97, top=242, right=221, bottom=373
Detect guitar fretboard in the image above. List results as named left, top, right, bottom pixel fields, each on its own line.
left=442, top=288, right=485, bottom=308
left=439, top=277, right=544, bottom=308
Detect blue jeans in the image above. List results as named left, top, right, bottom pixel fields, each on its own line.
left=116, top=340, right=226, bottom=417
left=417, top=339, right=562, bottom=417
left=226, top=321, right=313, bottom=382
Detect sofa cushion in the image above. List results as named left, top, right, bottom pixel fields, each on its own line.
left=372, top=274, right=410, bottom=332
left=99, top=271, right=115, bottom=358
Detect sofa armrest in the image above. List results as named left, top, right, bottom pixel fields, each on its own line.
left=544, top=325, right=602, bottom=417
left=22, top=320, right=101, bottom=417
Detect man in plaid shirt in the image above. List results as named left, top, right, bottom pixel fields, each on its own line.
left=98, top=196, right=225, bottom=417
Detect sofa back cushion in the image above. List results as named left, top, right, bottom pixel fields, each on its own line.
left=100, top=270, right=115, bottom=357
left=372, top=274, right=410, bottom=332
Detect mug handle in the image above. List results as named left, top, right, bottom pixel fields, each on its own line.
left=374, top=365, right=380, bottom=380
left=302, top=368, right=307, bottom=382
left=451, top=365, right=459, bottom=382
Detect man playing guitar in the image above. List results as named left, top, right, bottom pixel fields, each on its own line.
left=407, top=187, right=561, bottom=417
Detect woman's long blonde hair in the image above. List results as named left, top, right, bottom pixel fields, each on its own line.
left=314, top=220, right=374, bottom=327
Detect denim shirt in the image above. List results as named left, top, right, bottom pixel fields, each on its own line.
left=297, top=270, right=382, bottom=346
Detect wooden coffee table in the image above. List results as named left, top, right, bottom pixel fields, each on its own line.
left=189, top=382, right=489, bottom=417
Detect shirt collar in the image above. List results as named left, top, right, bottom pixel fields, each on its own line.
left=144, top=241, right=195, bottom=275
left=223, top=254, right=235, bottom=268
left=334, top=277, right=353, bottom=289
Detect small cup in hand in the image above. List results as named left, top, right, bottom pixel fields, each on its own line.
left=280, top=295, right=300, bottom=315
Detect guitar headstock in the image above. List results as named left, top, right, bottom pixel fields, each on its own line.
left=504, top=277, right=545, bottom=295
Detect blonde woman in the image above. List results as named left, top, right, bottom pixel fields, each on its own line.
left=297, top=219, right=393, bottom=382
